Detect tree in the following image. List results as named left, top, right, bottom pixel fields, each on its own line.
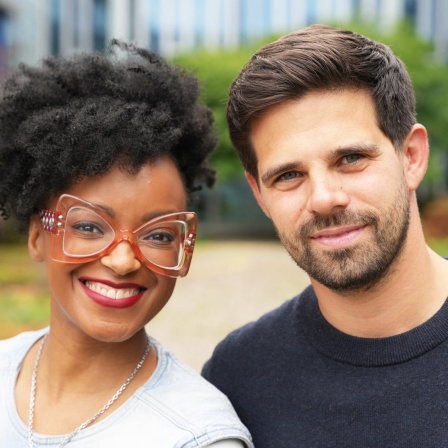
left=174, top=44, right=260, bottom=181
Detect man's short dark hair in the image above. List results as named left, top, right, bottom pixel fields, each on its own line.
left=227, top=24, right=416, bottom=177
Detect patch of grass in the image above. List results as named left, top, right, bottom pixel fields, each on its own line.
left=0, top=245, right=46, bottom=285
left=0, top=244, right=49, bottom=339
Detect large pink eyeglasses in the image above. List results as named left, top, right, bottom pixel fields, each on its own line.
left=39, top=194, right=197, bottom=278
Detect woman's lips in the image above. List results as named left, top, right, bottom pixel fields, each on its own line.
left=84, top=280, right=141, bottom=299
left=79, top=278, right=146, bottom=309
left=310, top=225, right=366, bottom=248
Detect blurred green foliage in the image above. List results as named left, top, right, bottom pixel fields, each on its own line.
left=0, top=245, right=40, bottom=285
left=427, top=238, right=448, bottom=256
left=174, top=44, right=261, bottom=180
left=174, top=21, right=448, bottom=191
left=0, top=245, right=50, bottom=338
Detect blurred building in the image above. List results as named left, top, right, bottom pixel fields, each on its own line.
left=1, top=0, right=448, bottom=77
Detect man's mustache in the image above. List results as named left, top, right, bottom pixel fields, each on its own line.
left=299, top=210, right=378, bottom=239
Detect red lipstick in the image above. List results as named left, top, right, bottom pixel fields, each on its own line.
left=79, top=278, right=146, bottom=309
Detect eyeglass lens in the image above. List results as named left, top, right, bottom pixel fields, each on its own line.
left=63, top=206, right=187, bottom=268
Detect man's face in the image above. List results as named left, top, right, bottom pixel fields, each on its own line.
left=248, top=89, right=412, bottom=293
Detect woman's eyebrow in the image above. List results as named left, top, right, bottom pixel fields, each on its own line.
left=141, top=210, right=180, bottom=222
left=94, top=205, right=179, bottom=222
left=95, top=204, right=116, bottom=218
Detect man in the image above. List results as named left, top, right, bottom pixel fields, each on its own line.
left=202, top=24, right=448, bottom=447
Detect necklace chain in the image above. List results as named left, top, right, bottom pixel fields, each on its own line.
left=28, top=333, right=151, bottom=448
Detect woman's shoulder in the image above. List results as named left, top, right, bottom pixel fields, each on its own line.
left=133, top=338, right=253, bottom=447
left=145, top=338, right=237, bottom=404
left=0, top=328, right=47, bottom=369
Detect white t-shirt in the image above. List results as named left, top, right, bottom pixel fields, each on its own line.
left=0, top=329, right=253, bottom=447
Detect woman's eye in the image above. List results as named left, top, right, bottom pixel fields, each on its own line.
left=72, top=222, right=104, bottom=235
left=145, top=232, right=175, bottom=243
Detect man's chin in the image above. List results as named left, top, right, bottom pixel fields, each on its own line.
left=289, top=245, right=396, bottom=294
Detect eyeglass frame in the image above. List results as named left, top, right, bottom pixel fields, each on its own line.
left=39, top=194, right=198, bottom=278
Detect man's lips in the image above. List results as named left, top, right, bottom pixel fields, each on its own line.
left=310, top=225, right=366, bottom=247
left=79, top=278, right=146, bottom=308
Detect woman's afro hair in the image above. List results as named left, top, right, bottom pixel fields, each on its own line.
left=0, top=39, right=217, bottom=223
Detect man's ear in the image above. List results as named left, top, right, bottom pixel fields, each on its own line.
left=245, top=172, right=271, bottom=218
left=402, top=124, right=429, bottom=192
left=28, top=215, right=46, bottom=262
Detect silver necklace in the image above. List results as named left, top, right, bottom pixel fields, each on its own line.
left=28, top=333, right=151, bottom=448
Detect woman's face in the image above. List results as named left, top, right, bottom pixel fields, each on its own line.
left=29, top=157, right=188, bottom=343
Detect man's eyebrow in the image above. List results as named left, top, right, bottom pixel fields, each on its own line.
left=260, top=161, right=305, bottom=185
left=326, top=144, right=380, bottom=161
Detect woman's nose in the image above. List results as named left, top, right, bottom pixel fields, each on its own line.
left=100, top=241, right=142, bottom=276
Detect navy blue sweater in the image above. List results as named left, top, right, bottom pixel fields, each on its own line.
left=202, top=285, right=448, bottom=447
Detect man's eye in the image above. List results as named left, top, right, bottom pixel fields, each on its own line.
left=343, top=154, right=362, bottom=164
left=278, top=171, right=300, bottom=181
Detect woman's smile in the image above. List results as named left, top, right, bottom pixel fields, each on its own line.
left=81, top=278, right=146, bottom=300
left=80, top=279, right=147, bottom=309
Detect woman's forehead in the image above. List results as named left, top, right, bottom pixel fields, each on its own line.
left=47, top=158, right=187, bottom=215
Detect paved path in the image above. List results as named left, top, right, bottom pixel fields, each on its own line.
left=148, top=240, right=310, bottom=372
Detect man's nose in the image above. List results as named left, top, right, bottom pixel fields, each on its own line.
left=305, top=173, right=350, bottom=216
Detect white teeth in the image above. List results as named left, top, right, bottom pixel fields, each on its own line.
left=84, top=281, right=140, bottom=300
left=116, top=289, right=124, bottom=300
left=106, top=289, right=115, bottom=299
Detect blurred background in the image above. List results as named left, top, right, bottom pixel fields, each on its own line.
left=1, top=0, right=448, bottom=370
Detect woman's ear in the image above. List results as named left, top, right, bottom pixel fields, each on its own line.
left=402, top=124, right=429, bottom=192
left=28, top=215, right=46, bottom=262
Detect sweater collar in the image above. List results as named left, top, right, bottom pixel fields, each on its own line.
left=298, top=285, right=448, bottom=367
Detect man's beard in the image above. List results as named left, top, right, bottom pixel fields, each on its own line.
left=278, top=179, right=411, bottom=293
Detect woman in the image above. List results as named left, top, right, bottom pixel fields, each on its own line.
left=0, top=41, right=253, bottom=447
